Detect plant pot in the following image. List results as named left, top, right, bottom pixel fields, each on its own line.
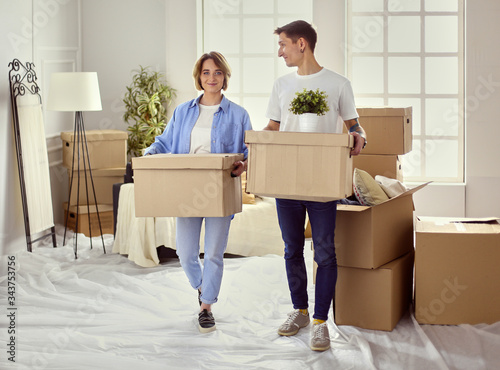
left=298, top=113, right=320, bottom=132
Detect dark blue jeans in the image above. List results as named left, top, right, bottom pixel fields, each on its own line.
left=276, top=198, right=338, bottom=321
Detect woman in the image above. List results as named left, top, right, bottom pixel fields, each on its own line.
left=144, top=52, right=252, bottom=333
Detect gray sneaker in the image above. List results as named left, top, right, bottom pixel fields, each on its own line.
left=278, top=309, right=310, bottom=336
left=310, top=322, right=330, bottom=351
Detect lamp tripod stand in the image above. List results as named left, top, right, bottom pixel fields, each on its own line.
left=63, top=111, right=106, bottom=258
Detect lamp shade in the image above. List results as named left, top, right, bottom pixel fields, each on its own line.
left=46, top=72, right=102, bottom=111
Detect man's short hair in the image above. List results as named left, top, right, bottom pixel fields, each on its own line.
left=192, top=51, right=232, bottom=91
left=274, top=20, right=317, bottom=52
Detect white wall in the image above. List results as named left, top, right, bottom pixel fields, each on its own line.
left=465, top=1, right=500, bottom=217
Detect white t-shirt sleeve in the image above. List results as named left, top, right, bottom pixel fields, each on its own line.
left=338, top=80, right=359, bottom=121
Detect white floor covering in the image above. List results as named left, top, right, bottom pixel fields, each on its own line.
left=1, top=227, right=500, bottom=370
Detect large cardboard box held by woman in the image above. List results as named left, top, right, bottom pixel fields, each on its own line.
left=132, top=153, right=243, bottom=218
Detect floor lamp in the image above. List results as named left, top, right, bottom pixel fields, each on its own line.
left=47, top=72, right=106, bottom=258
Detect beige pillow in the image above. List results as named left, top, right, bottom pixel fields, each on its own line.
left=353, top=168, right=389, bottom=206
left=241, top=171, right=256, bottom=204
left=375, top=175, right=408, bottom=198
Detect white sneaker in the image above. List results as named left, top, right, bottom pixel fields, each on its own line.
left=277, top=309, right=310, bottom=336
left=310, top=321, right=330, bottom=351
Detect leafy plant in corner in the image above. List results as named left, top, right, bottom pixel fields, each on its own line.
left=123, top=66, right=176, bottom=158
left=289, top=88, right=330, bottom=116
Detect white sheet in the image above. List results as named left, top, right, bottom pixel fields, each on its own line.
left=113, top=184, right=284, bottom=267
left=1, top=226, right=500, bottom=369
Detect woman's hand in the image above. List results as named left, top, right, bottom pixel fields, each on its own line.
left=231, top=160, right=247, bottom=177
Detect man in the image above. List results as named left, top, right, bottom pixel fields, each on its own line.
left=264, top=20, right=366, bottom=352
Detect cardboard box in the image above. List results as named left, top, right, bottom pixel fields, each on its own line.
left=61, top=129, right=128, bottom=170
left=132, top=153, right=244, bottom=217
left=245, top=131, right=354, bottom=202
left=347, top=107, right=412, bottom=155
left=63, top=203, right=113, bottom=237
left=414, top=217, right=500, bottom=325
left=353, top=154, right=402, bottom=181
left=334, top=251, right=414, bottom=331
left=335, top=183, right=427, bottom=269
left=68, top=167, right=125, bottom=205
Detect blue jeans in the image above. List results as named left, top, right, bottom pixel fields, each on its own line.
left=175, top=216, right=232, bottom=305
left=276, top=198, right=338, bottom=321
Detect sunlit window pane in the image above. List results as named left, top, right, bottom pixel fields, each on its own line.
left=425, top=140, right=458, bottom=178
left=425, top=0, right=458, bottom=12
left=388, top=57, right=421, bottom=94
left=243, top=0, right=273, bottom=14
left=388, top=16, right=421, bottom=52
left=243, top=18, right=275, bottom=54
left=425, top=57, right=458, bottom=94
left=352, top=57, right=384, bottom=93
left=243, top=58, right=274, bottom=94
left=425, top=99, right=459, bottom=137
left=241, top=97, right=270, bottom=130
left=425, top=16, right=458, bottom=53
left=356, top=98, right=385, bottom=107
left=278, top=0, right=313, bottom=14
left=352, top=16, right=384, bottom=53
left=205, top=19, right=240, bottom=54
left=401, top=140, right=422, bottom=178
left=352, top=0, right=383, bottom=12
left=225, top=57, right=240, bottom=93
left=206, top=0, right=239, bottom=15
left=389, top=0, right=420, bottom=12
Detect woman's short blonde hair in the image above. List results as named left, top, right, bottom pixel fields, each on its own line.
left=192, top=51, right=232, bottom=91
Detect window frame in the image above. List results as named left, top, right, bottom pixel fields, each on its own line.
left=346, top=0, right=465, bottom=183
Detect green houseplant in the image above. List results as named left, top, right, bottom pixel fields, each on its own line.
left=123, top=66, right=176, bottom=158
left=289, top=88, right=330, bottom=116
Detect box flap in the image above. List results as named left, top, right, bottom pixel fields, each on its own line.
left=61, top=129, right=128, bottom=142
left=372, top=182, right=430, bottom=207
left=338, top=182, right=430, bottom=212
left=337, top=204, right=370, bottom=212
left=416, top=216, right=500, bottom=234
left=132, top=153, right=244, bottom=170
left=357, top=107, right=412, bottom=117
left=245, top=130, right=354, bottom=147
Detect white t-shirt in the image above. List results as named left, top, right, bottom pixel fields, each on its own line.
left=189, top=104, right=219, bottom=154
left=266, top=68, right=358, bottom=133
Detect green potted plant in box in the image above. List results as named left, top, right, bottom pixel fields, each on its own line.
left=289, top=88, right=329, bottom=132
left=123, top=66, right=176, bottom=158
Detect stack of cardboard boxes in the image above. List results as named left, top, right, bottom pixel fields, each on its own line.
left=324, top=107, right=419, bottom=331
left=61, top=129, right=128, bottom=236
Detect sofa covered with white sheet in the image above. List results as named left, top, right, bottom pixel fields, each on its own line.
left=112, top=182, right=284, bottom=267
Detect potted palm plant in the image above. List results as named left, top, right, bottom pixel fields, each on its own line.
left=289, top=88, right=329, bottom=132
left=123, top=66, right=176, bottom=158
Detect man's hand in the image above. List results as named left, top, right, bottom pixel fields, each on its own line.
left=231, top=160, right=247, bottom=177
left=349, top=131, right=365, bottom=156
left=344, top=118, right=366, bottom=156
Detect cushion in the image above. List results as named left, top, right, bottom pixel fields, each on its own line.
left=353, top=168, right=389, bottom=206
left=241, top=171, right=256, bottom=204
left=375, top=175, right=408, bottom=198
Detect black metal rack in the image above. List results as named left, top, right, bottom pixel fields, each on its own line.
left=8, top=59, right=57, bottom=252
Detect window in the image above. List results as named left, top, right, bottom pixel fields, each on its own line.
left=201, top=0, right=313, bottom=130
left=347, top=0, right=464, bottom=182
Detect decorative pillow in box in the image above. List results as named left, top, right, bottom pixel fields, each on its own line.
left=352, top=168, right=389, bottom=206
